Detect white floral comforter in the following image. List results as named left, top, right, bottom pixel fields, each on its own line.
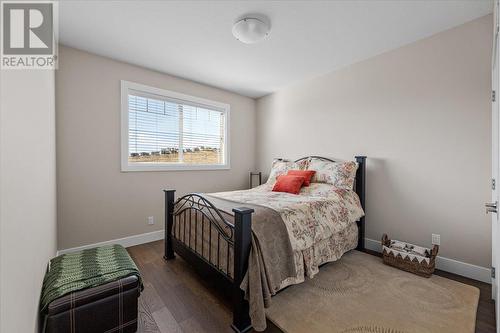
left=210, top=183, right=365, bottom=252
left=210, top=183, right=364, bottom=330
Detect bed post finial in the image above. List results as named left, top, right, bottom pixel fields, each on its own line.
left=163, top=189, right=176, bottom=260
left=355, top=156, right=366, bottom=251
left=231, top=207, right=254, bottom=333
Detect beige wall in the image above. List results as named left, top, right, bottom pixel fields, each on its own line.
left=0, top=70, right=57, bottom=332
left=57, top=15, right=492, bottom=267
left=56, top=46, right=256, bottom=250
left=256, top=15, right=492, bottom=268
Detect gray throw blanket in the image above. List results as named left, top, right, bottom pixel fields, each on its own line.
left=205, top=194, right=296, bottom=331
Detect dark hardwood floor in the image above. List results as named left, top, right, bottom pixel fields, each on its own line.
left=128, top=241, right=495, bottom=333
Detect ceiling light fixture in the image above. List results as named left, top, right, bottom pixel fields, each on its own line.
left=232, top=17, right=270, bottom=44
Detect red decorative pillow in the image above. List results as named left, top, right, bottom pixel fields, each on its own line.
left=272, top=175, right=306, bottom=194
left=287, top=170, right=316, bottom=186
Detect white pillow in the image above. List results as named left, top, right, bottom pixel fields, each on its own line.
left=307, top=158, right=358, bottom=189
left=266, top=159, right=308, bottom=184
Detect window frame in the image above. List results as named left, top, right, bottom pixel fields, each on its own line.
left=120, top=80, right=231, bottom=172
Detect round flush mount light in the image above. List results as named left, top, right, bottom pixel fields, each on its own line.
left=232, top=17, right=270, bottom=44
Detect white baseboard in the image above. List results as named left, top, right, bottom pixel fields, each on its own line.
left=365, top=238, right=491, bottom=284
left=57, top=233, right=491, bottom=283
left=57, top=230, right=164, bottom=255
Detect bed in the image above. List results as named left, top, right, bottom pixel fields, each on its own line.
left=163, top=156, right=366, bottom=332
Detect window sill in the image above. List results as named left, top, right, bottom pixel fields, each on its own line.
left=121, top=163, right=231, bottom=172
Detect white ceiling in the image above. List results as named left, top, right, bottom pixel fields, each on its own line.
left=59, top=0, right=493, bottom=98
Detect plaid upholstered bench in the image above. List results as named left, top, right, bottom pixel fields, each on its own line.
left=41, top=245, right=142, bottom=333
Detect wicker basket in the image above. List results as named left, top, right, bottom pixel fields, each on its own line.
left=381, top=234, right=439, bottom=278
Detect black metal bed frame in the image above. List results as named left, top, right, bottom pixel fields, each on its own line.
left=163, top=156, right=366, bottom=332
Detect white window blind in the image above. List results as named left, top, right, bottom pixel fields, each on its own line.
left=121, top=81, right=230, bottom=171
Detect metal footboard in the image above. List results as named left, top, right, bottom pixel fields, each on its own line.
left=164, top=190, right=254, bottom=333
left=172, top=194, right=236, bottom=279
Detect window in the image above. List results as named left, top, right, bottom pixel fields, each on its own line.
left=121, top=81, right=230, bottom=171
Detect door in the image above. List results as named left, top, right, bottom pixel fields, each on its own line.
left=491, top=1, right=500, bottom=330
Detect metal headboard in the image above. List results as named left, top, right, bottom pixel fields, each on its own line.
left=294, top=156, right=335, bottom=163
left=274, top=156, right=336, bottom=163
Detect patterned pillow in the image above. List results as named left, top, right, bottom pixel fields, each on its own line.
left=266, top=159, right=308, bottom=184
left=307, top=158, right=358, bottom=189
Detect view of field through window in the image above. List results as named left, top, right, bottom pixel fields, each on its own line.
left=128, top=94, right=225, bottom=165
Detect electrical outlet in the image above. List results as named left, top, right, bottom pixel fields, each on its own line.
left=148, top=216, right=154, bottom=225
left=432, top=234, right=440, bottom=246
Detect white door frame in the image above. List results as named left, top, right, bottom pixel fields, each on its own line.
left=492, top=2, right=500, bottom=330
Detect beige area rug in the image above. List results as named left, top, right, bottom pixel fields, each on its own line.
left=266, top=251, right=479, bottom=333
